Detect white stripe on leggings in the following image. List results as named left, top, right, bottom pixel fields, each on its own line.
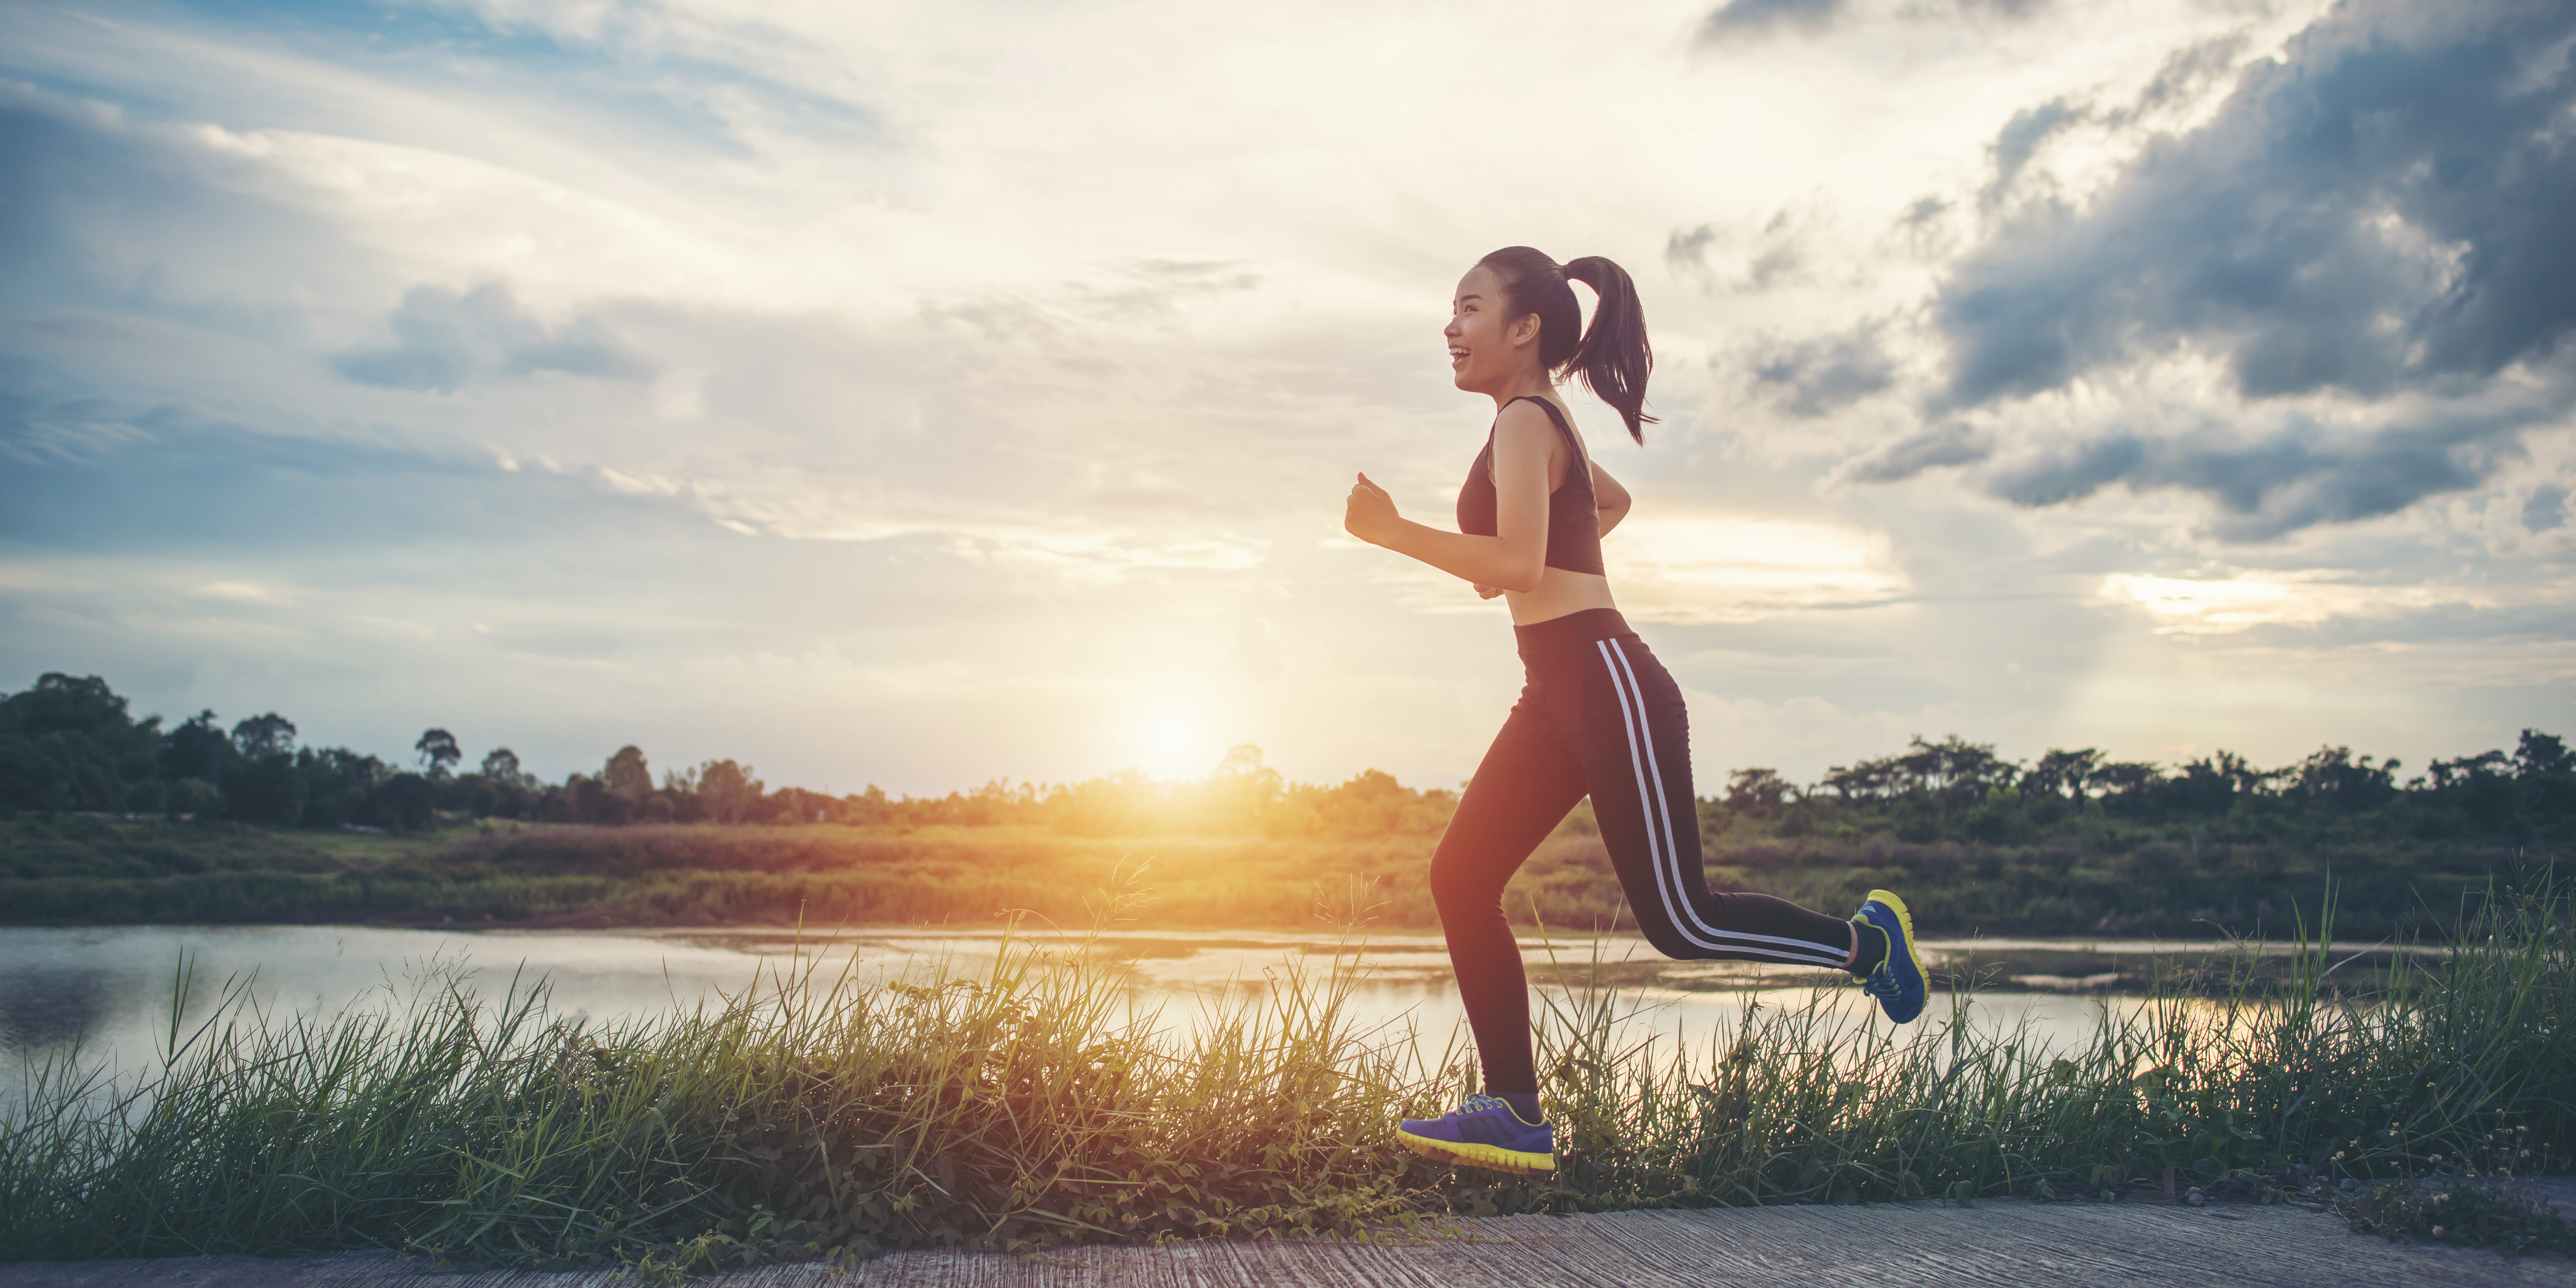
left=1594, top=638, right=1713, bottom=955
left=1597, top=638, right=1850, bottom=968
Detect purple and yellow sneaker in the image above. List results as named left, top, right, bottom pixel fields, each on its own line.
left=1395, top=1093, right=1554, bottom=1174
left=1853, top=888, right=1928, bottom=1024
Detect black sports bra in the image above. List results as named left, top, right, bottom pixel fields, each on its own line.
left=1455, top=396, right=1605, bottom=577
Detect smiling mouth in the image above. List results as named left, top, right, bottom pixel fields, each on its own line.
left=1449, top=348, right=1469, bottom=366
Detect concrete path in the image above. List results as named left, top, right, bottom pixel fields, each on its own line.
left=6, top=1195, right=2568, bottom=1288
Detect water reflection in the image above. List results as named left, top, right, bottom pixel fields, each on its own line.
left=0, top=965, right=119, bottom=1051
left=0, top=924, right=2296, bottom=1082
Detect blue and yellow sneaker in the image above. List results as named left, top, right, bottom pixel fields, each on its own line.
left=1395, top=1093, right=1555, bottom=1174
left=1854, top=889, right=1928, bottom=1024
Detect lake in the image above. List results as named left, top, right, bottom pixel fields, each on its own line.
left=0, top=923, right=2380, bottom=1084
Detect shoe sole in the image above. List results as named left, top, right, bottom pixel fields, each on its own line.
left=1395, top=1127, right=1556, bottom=1174
left=1868, top=887, right=1929, bottom=1023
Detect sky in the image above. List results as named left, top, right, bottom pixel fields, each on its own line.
left=1, top=0, right=2570, bottom=796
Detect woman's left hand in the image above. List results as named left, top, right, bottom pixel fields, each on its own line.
left=1344, top=472, right=1399, bottom=545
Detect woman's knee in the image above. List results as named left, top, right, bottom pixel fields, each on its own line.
left=1632, top=915, right=1699, bottom=961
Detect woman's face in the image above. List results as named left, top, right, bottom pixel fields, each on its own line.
left=1446, top=265, right=1537, bottom=394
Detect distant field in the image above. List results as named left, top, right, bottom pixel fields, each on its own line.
left=0, top=812, right=2551, bottom=938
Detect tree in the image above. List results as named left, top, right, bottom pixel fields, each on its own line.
left=415, top=728, right=461, bottom=777
left=230, top=751, right=307, bottom=826
left=603, top=745, right=652, bottom=800
left=376, top=772, right=438, bottom=832
left=2025, top=749, right=2105, bottom=800
left=479, top=747, right=526, bottom=786
left=695, top=759, right=763, bottom=825
left=1820, top=756, right=1903, bottom=802
left=0, top=673, right=164, bottom=811
left=1725, top=767, right=1792, bottom=811
left=231, top=713, right=297, bottom=757
left=299, top=747, right=390, bottom=829
left=2091, top=761, right=2161, bottom=801
left=2517, top=729, right=2573, bottom=778
left=2286, top=746, right=2400, bottom=811
left=162, top=711, right=236, bottom=783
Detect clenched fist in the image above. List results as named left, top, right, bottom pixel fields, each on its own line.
left=1344, top=472, right=1399, bottom=545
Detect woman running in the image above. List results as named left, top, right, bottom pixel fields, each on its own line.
left=1340, top=247, right=1930, bottom=1176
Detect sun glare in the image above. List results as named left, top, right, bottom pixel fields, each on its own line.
left=1132, top=704, right=1214, bottom=781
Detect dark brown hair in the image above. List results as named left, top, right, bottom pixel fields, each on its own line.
left=1476, top=246, right=1656, bottom=442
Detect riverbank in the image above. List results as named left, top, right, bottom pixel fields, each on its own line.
left=1, top=815, right=2555, bottom=940
left=3, top=884, right=2568, bottom=1269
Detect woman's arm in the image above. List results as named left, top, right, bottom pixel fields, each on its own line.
left=1345, top=402, right=1559, bottom=594
left=1594, top=463, right=1632, bottom=539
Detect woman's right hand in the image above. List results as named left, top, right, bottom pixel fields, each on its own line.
left=1344, top=472, right=1399, bottom=545
left=1472, top=583, right=1504, bottom=600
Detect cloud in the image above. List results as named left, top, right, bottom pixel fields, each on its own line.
left=189, top=580, right=288, bottom=605
left=1849, top=0, right=2576, bottom=540
left=1746, top=321, right=1899, bottom=417
left=2100, top=571, right=2517, bottom=635
left=1936, top=1, right=2576, bottom=408
left=1982, top=405, right=2543, bottom=540
left=1980, top=96, right=2088, bottom=212
left=1700, top=0, right=1849, bottom=40
left=1843, top=423, right=1990, bottom=484
left=1697, top=0, right=2049, bottom=43
left=2526, top=484, right=2568, bottom=533
left=0, top=394, right=709, bottom=553
left=2124, top=32, right=2252, bottom=119
left=1605, top=516, right=1907, bottom=624
left=6, top=0, right=2570, bottom=794
left=1666, top=208, right=1811, bottom=295
left=335, top=283, right=657, bottom=392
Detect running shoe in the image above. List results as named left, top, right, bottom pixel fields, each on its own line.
left=1853, top=889, right=1928, bottom=1024
left=1395, top=1093, right=1555, bottom=1174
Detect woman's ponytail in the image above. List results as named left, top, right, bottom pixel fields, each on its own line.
left=1475, top=247, right=1657, bottom=442
left=1561, top=257, right=1655, bottom=443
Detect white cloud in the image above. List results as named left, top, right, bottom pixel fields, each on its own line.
left=188, top=580, right=289, bottom=606
left=1610, top=516, right=1907, bottom=623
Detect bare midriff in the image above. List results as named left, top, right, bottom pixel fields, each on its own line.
left=1504, top=567, right=1617, bottom=626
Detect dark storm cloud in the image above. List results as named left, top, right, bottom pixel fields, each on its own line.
left=1937, top=1, right=2576, bottom=408
left=1982, top=407, right=2540, bottom=540
left=1748, top=322, right=1899, bottom=417
left=335, top=283, right=656, bottom=393
left=1858, top=0, right=2576, bottom=539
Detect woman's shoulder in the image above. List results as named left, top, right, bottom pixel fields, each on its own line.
left=1494, top=396, right=1583, bottom=455
left=1494, top=395, right=1570, bottom=437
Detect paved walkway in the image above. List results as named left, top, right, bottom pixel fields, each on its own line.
left=5, top=1196, right=2567, bottom=1288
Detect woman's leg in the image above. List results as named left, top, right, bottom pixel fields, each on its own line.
left=1429, top=693, right=1589, bottom=1101
left=1567, top=635, right=1857, bottom=967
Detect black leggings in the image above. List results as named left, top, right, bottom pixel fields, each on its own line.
left=1430, top=609, right=1857, bottom=1097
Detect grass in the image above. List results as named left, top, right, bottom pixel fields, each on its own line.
left=3, top=813, right=2558, bottom=941
left=3, top=877, right=2571, bottom=1269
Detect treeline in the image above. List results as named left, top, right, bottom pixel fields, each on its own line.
left=0, top=674, right=1457, bottom=838
left=1709, top=733, right=2576, bottom=849
left=5, top=671, right=2571, bottom=852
